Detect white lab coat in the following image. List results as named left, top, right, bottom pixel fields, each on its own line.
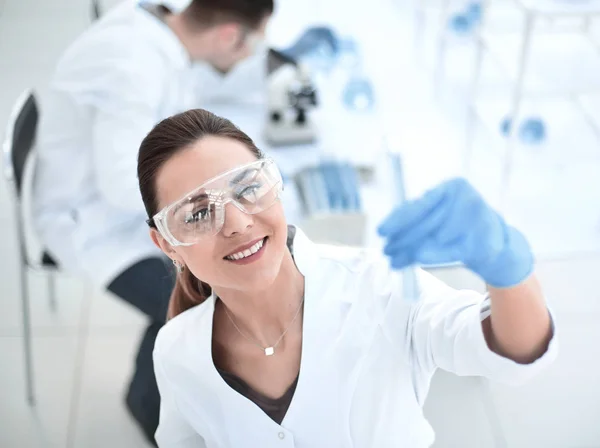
left=153, top=227, right=558, bottom=448
left=32, top=1, right=268, bottom=287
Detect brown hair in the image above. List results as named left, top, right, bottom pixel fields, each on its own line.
left=137, top=108, right=263, bottom=320
left=182, top=0, right=274, bottom=29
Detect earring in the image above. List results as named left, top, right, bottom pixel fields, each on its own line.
left=172, top=259, right=184, bottom=274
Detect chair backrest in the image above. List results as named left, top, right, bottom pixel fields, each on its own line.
left=91, top=0, right=101, bottom=21
left=2, top=90, right=39, bottom=198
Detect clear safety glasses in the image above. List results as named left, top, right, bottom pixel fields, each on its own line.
left=151, top=158, right=283, bottom=247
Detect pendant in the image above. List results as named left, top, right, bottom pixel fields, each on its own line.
left=264, top=347, right=275, bottom=356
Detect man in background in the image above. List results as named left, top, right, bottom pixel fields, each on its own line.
left=32, top=0, right=274, bottom=444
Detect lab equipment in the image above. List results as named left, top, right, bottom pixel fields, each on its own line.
left=150, top=159, right=283, bottom=246
left=449, top=13, right=473, bottom=35
left=448, top=1, right=482, bottom=35
left=264, top=49, right=319, bottom=147
left=293, top=161, right=366, bottom=246
left=307, top=166, right=330, bottom=213
left=500, top=117, right=511, bottom=136
left=338, top=162, right=363, bottom=210
left=500, top=116, right=547, bottom=145
left=281, top=26, right=340, bottom=73
left=337, top=37, right=376, bottom=112
left=319, top=162, right=345, bottom=211
left=520, top=118, right=546, bottom=144
left=338, top=37, right=361, bottom=69
left=464, top=0, right=600, bottom=212
left=378, top=178, right=534, bottom=288
left=295, top=161, right=363, bottom=214
left=318, top=161, right=363, bottom=211
left=281, top=31, right=376, bottom=113
left=387, top=152, right=420, bottom=302
left=467, top=1, right=482, bottom=22
left=343, top=76, right=376, bottom=112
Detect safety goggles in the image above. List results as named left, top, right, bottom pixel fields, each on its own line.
left=150, top=158, right=283, bottom=247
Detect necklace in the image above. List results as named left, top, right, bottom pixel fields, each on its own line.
left=223, top=296, right=305, bottom=357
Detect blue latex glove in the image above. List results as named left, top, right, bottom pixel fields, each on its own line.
left=377, top=178, right=534, bottom=288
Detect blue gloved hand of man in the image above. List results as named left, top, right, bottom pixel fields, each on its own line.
left=377, top=178, right=534, bottom=288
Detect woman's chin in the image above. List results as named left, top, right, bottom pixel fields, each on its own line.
left=238, top=266, right=281, bottom=291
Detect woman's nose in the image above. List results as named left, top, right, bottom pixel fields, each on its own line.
left=220, top=202, right=254, bottom=237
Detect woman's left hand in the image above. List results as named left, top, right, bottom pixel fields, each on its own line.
left=378, top=178, right=534, bottom=288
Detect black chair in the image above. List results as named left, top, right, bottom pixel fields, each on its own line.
left=91, top=0, right=101, bottom=22
left=2, top=90, right=61, bottom=406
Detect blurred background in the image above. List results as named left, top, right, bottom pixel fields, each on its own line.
left=1, top=0, right=600, bottom=446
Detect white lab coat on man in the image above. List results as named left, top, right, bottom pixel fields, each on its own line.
left=32, top=1, right=268, bottom=287
left=153, top=226, right=558, bottom=448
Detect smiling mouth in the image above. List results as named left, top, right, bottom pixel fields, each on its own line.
left=224, top=237, right=268, bottom=261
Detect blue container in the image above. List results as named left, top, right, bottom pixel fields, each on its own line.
left=467, top=2, right=482, bottom=23
left=319, top=163, right=345, bottom=210
left=449, top=13, right=473, bottom=35
left=500, top=116, right=546, bottom=145
left=449, top=2, right=482, bottom=35
left=519, top=118, right=546, bottom=145
left=282, top=26, right=340, bottom=72
left=500, top=116, right=512, bottom=136
left=340, top=163, right=362, bottom=211
left=343, top=77, right=375, bottom=111
left=338, top=38, right=361, bottom=68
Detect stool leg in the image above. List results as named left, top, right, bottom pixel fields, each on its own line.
left=582, top=15, right=592, bottom=33
left=20, top=261, right=36, bottom=406
left=48, top=273, right=57, bottom=313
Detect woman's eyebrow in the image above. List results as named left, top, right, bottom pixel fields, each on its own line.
left=172, top=192, right=209, bottom=212
left=231, top=167, right=260, bottom=184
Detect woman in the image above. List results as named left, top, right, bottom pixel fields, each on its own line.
left=137, top=109, right=557, bottom=447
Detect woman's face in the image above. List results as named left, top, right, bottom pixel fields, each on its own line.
left=151, top=136, right=288, bottom=293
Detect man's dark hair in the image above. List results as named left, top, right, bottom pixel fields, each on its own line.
left=182, top=0, right=274, bottom=29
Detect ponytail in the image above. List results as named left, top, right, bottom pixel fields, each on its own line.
left=167, top=267, right=212, bottom=320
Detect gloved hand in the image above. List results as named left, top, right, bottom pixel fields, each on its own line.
left=377, top=178, right=534, bottom=288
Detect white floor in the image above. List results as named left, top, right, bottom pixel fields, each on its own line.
left=1, top=0, right=600, bottom=447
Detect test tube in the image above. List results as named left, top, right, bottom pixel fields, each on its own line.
left=388, top=152, right=420, bottom=302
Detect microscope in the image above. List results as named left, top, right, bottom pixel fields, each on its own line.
left=263, top=49, right=319, bottom=147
